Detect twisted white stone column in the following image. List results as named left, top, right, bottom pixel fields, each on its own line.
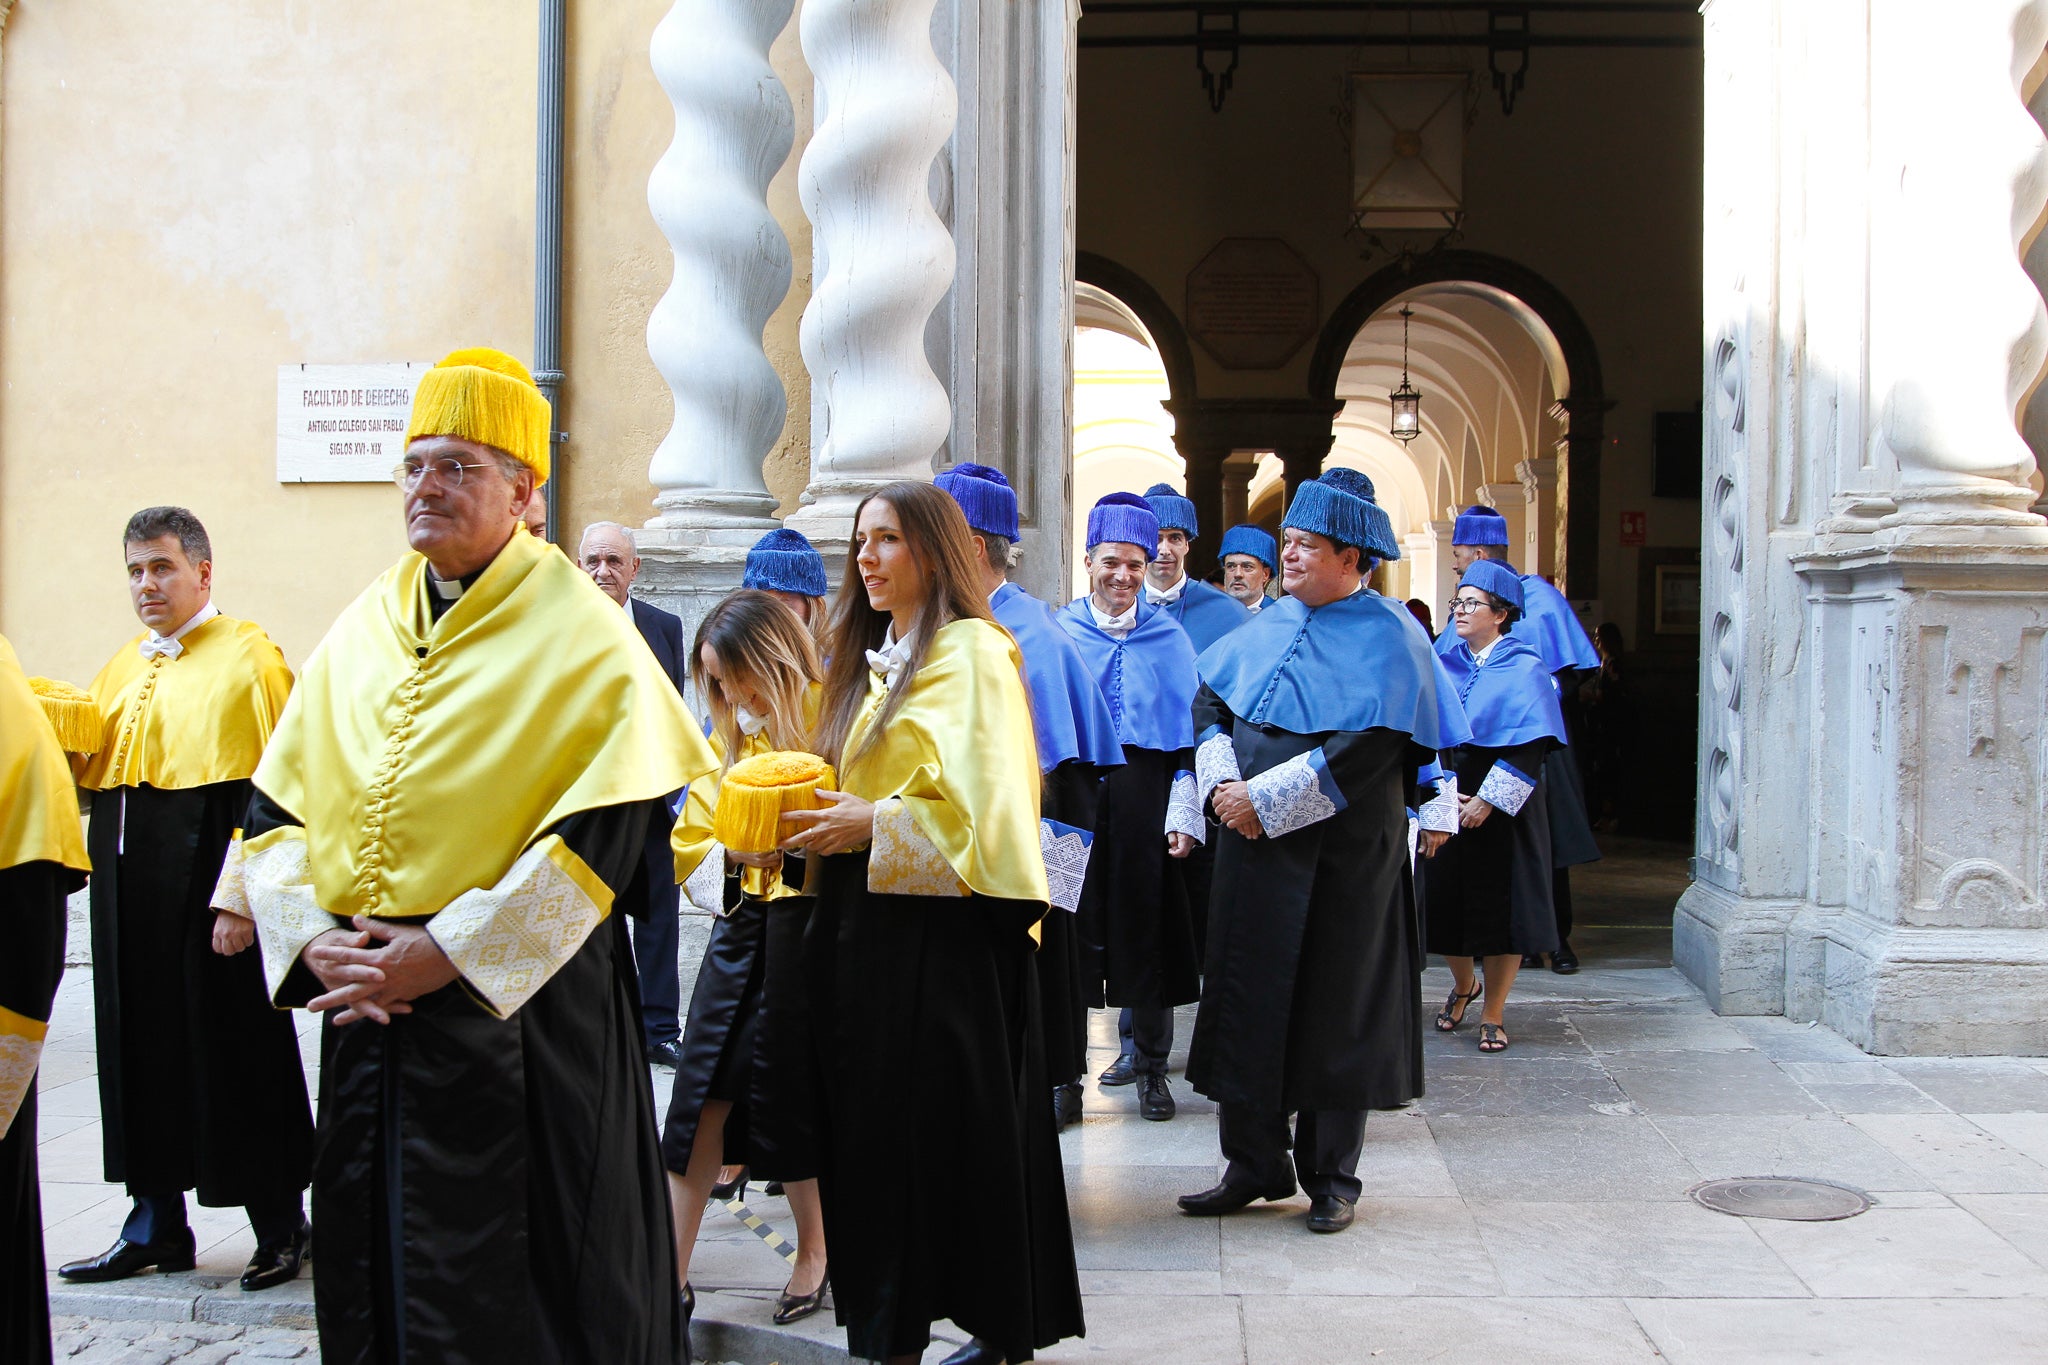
left=1874, top=0, right=2048, bottom=534
left=643, top=0, right=794, bottom=531
left=788, top=0, right=958, bottom=536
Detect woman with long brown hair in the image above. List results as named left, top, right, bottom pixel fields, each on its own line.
left=782, top=481, right=1084, bottom=1365
left=664, top=590, right=830, bottom=1346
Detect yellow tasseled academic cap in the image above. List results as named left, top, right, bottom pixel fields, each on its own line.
left=406, top=347, right=554, bottom=485
left=29, top=676, right=102, bottom=754
left=714, top=751, right=836, bottom=854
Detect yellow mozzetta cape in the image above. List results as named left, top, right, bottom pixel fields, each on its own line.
left=0, top=635, right=89, bottom=875
left=674, top=683, right=823, bottom=903
left=74, top=615, right=292, bottom=792
left=841, top=618, right=1048, bottom=904
left=251, top=528, right=718, bottom=921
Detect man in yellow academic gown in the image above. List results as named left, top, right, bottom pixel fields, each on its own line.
left=230, top=348, right=718, bottom=1363
left=1, top=640, right=91, bottom=1365
left=59, top=507, right=315, bottom=1293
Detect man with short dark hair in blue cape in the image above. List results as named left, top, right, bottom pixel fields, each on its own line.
left=1141, top=483, right=1250, bottom=651
left=1445, top=505, right=1601, bottom=973
left=1059, top=493, right=1205, bottom=1124
left=1179, top=469, right=1469, bottom=1235
left=937, top=463, right=1127, bottom=1130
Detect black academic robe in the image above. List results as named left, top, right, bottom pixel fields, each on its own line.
left=85, top=781, right=311, bottom=1204
left=1076, top=747, right=1199, bottom=1011
left=1037, top=762, right=1107, bottom=1086
left=808, top=850, right=1084, bottom=1363
left=2, top=861, right=78, bottom=1365
left=1185, top=690, right=1432, bottom=1114
left=1422, top=740, right=1561, bottom=958
left=245, top=792, right=682, bottom=1365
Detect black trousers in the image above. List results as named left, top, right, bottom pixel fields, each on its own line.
left=1117, top=1006, right=1174, bottom=1075
left=631, top=814, right=682, bottom=1049
left=1218, top=1103, right=1366, bottom=1202
left=1552, top=867, right=1574, bottom=942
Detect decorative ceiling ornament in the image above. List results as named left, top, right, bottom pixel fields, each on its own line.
left=1347, top=71, right=1470, bottom=235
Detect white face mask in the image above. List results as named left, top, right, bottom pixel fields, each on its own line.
left=735, top=703, right=768, bottom=737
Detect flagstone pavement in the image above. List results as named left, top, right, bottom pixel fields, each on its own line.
left=39, top=839, right=2048, bottom=1362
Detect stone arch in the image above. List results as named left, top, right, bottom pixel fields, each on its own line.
left=1076, top=251, right=1200, bottom=409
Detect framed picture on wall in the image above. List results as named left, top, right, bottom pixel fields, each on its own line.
left=1654, top=563, right=1701, bottom=635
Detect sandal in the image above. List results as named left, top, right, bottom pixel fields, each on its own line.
left=1478, top=1023, right=1509, bottom=1053
left=1435, top=983, right=1483, bottom=1032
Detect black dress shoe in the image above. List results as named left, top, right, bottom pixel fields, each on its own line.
left=1177, top=1177, right=1295, bottom=1216
left=58, top=1228, right=197, bottom=1282
left=1053, top=1082, right=1084, bottom=1130
left=708, top=1167, right=749, bottom=1201
left=647, top=1040, right=683, bottom=1068
left=1137, top=1072, right=1176, bottom=1121
left=241, top=1218, right=311, bottom=1291
left=1550, top=941, right=1581, bottom=974
left=1306, top=1195, right=1357, bottom=1233
left=939, top=1338, right=1005, bottom=1365
left=1097, top=1054, right=1138, bottom=1086
left=773, top=1265, right=829, bottom=1324
left=1521, top=953, right=1545, bottom=969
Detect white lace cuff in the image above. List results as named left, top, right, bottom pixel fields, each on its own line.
left=1418, top=771, right=1460, bottom=833
left=210, top=835, right=252, bottom=918
left=244, top=829, right=343, bottom=1004
left=1040, top=819, right=1092, bottom=912
left=1245, top=748, right=1346, bottom=838
left=428, top=836, right=612, bottom=1020
left=869, top=797, right=967, bottom=897
left=683, top=841, right=730, bottom=915
left=1476, top=760, right=1537, bottom=816
left=1194, top=732, right=1241, bottom=805
left=1165, top=770, right=1204, bottom=843
left=0, top=1006, right=48, bottom=1141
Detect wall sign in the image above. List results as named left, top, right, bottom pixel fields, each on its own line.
left=277, top=362, right=432, bottom=483
left=1186, top=238, right=1320, bottom=370
left=1619, top=509, right=1647, bottom=547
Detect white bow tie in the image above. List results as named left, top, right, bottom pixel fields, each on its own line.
left=1145, top=579, right=1186, bottom=606
left=138, top=636, right=183, bottom=661
left=866, top=632, right=915, bottom=690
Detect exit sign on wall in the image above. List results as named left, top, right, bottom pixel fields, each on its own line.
left=1620, top=510, right=1647, bottom=547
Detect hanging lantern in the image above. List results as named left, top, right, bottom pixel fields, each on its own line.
left=1390, top=306, right=1422, bottom=443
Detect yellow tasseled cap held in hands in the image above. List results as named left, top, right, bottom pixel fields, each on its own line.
left=406, top=347, right=554, bottom=484
left=29, top=676, right=102, bottom=754
left=715, top=751, right=836, bottom=854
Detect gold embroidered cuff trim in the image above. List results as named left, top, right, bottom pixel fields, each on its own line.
left=683, top=841, right=729, bottom=915
left=211, top=834, right=252, bottom=918
left=0, top=1005, right=50, bottom=1141
left=428, top=836, right=611, bottom=1020
left=245, top=830, right=341, bottom=1003
left=868, top=797, right=967, bottom=898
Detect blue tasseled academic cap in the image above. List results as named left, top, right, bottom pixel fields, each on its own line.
left=1283, top=470, right=1402, bottom=561
left=934, top=461, right=1020, bottom=540
left=1460, top=558, right=1525, bottom=615
left=1142, top=483, right=1199, bottom=538
left=1218, top=524, right=1277, bottom=573
left=1452, top=504, right=1511, bottom=547
left=1087, top=492, right=1159, bottom=558
left=742, top=528, right=828, bottom=598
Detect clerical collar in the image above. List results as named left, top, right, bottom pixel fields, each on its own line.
left=1144, top=573, right=1188, bottom=606
left=425, top=567, right=485, bottom=622
left=139, top=600, right=220, bottom=661
left=1089, top=598, right=1136, bottom=636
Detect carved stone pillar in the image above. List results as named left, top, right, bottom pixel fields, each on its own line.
left=1478, top=480, right=1528, bottom=565
left=1517, top=457, right=1558, bottom=578
left=785, top=0, right=958, bottom=545
left=1221, top=460, right=1255, bottom=529
left=641, top=0, right=793, bottom=535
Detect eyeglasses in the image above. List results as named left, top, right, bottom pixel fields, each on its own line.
left=393, top=457, right=499, bottom=490
left=1448, top=597, right=1491, bottom=615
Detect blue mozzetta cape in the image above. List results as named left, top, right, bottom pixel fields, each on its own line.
left=1514, top=574, right=1599, bottom=673
left=1055, top=597, right=1197, bottom=753
left=1435, top=632, right=1567, bottom=749
left=991, top=582, right=1126, bottom=773
left=1195, top=591, right=1470, bottom=750
left=1152, top=578, right=1250, bottom=654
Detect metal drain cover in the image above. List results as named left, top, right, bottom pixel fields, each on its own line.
left=1689, top=1177, right=1871, bottom=1222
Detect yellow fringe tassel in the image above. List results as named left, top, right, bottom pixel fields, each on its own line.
left=715, top=751, right=835, bottom=853
left=28, top=677, right=103, bottom=755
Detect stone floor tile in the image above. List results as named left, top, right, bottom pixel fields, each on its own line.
left=1417, top=1059, right=1633, bottom=1119
left=1883, top=1060, right=2048, bottom=1114
left=1776, top=1059, right=1898, bottom=1083
left=1627, top=1296, right=2048, bottom=1364
left=37, top=1077, right=102, bottom=1119
left=1244, top=1295, right=1661, bottom=1364
left=34, top=1049, right=98, bottom=1090
left=37, top=1180, right=120, bottom=1225
left=1355, top=1110, right=1460, bottom=1198
left=1962, top=1111, right=2048, bottom=1166
left=1469, top=1200, right=1809, bottom=1298
left=1604, top=1050, right=1825, bottom=1116
left=1059, top=1106, right=1224, bottom=1168
left=1649, top=1113, right=1932, bottom=1191
left=1747, top=1205, right=2048, bottom=1298
left=1797, top=1081, right=1949, bottom=1115
left=1038, top=1291, right=1247, bottom=1362
left=1566, top=1008, right=1755, bottom=1054
left=1952, top=1193, right=2048, bottom=1270
left=1724, top=1015, right=1875, bottom=1062
left=1425, top=1115, right=1702, bottom=1201
left=1065, top=1163, right=1222, bottom=1271
left=1220, top=1195, right=1504, bottom=1297
left=37, top=1111, right=99, bottom=1144
left=1076, top=1269, right=1224, bottom=1296
left=35, top=1122, right=111, bottom=1183
left=1865, top=1189, right=1955, bottom=1209
left=1847, top=1113, right=2048, bottom=1194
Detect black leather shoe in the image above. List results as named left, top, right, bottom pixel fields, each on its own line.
left=241, top=1217, right=311, bottom=1291
left=647, top=1040, right=683, bottom=1068
left=1137, top=1072, right=1176, bottom=1121
left=773, top=1265, right=829, bottom=1324
left=1097, top=1054, right=1138, bottom=1086
left=58, top=1228, right=197, bottom=1282
left=1177, top=1178, right=1295, bottom=1216
left=708, top=1167, right=749, bottom=1201
left=1521, top=953, right=1545, bottom=969
left=939, top=1338, right=1005, bottom=1365
left=1053, top=1082, right=1084, bottom=1130
left=680, top=1282, right=695, bottom=1365
left=1550, top=941, right=1581, bottom=974
left=1306, top=1195, right=1357, bottom=1233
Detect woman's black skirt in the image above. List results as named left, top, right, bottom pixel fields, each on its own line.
left=660, top=892, right=820, bottom=1182
left=808, top=851, right=1084, bottom=1363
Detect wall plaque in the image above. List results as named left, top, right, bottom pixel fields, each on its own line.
left=277, top=362, right=432, bottom=483
left=1185, top=238, right=1320, bottom=370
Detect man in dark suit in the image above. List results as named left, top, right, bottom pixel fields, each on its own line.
left=579, top=521, right=690, bottom=1066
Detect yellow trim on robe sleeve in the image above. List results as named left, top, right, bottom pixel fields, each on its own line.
left=0, top=1003, right=49, bottom=1140
left=211, top=834, right=252, bottom=918
left=0, top=635, right=90, bottom=875
left=427, top=834, right=613, bottom=1019
left=869, top=797, right=968, bottom=896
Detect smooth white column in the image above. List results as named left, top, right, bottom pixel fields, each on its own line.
left=788, top=0, right=958, bottom=539
left=643, top=0, right=794, bottom=531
